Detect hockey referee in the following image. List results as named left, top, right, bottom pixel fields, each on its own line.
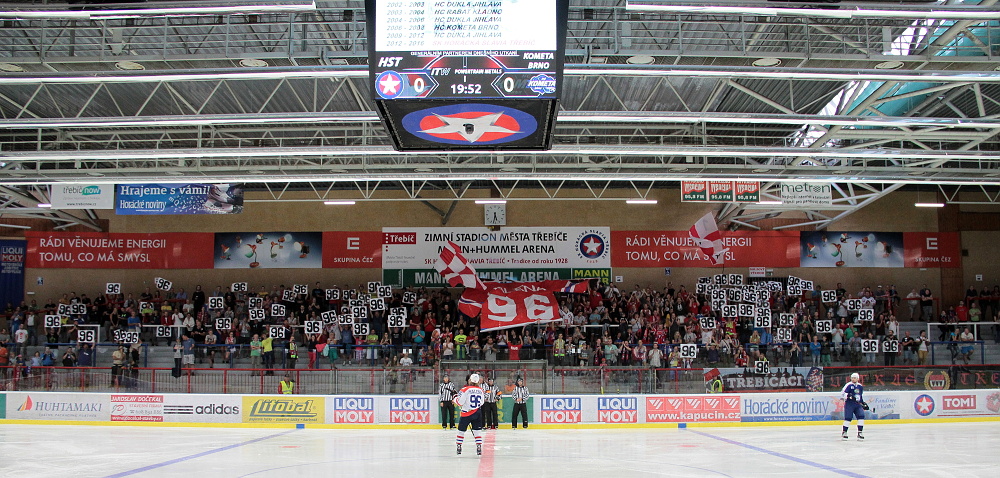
left=510, top=377, right=529, bottom=429
left=439, top=374, right=458, bottom=429
left=482, top=376, right=501, bottom=429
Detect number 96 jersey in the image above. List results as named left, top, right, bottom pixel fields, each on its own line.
left=455, top=385, right=486, bottom=417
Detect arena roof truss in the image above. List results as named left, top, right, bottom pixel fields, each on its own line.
left=0, top=0, right=998, bottom=231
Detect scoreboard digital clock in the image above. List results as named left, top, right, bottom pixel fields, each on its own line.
left=366, top=0, right=568, bottom=151
left=368, top=0, right=565, bottom=100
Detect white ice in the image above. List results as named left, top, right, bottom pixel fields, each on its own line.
left=0, top=422, right=998, bottom=477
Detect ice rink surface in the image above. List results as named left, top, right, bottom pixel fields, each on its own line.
left=1, top=421, right=998, bottom=477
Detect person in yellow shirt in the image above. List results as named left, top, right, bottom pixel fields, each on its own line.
left=261, top=333, right=274, bottom=376
left=454, top=330, right=468, bottom=360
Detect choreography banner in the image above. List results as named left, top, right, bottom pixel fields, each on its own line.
left=469, top=280, right=592, bottom=331
left=25, top=232, right=213, bottom=269
left=612, top=230, right=800, bottom=268
left=116, top=183, right=244, bottom=215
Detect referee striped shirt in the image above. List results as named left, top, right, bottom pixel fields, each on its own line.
left=483, top=383, right=500, bottom=403
left=438, top=381, right=457, bottom=402
left=511, top=385, right=530, bottom=403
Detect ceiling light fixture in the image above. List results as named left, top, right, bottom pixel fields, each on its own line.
left=752, top=58, right=781, bottom=68
left=0, top=63, right=25, bottom=72
left=625, top=199, right=658, bottom=204
left=914, top=202, right=945, bottom=208
left=475, top=200, right=507, bottom=204
left=114, top=61, right=145, bottom=71
left=626, top=55, right=655, bottom=65
left=875, top=60, right=904, bottom=70
left=324, top=200, right=356, bottom=205
left=238, top=58, right=269, bottom=68
left=37, top=203, right=52, bottom=208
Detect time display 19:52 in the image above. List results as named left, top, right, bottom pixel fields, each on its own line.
left=449, top=83, right=482, bottom=95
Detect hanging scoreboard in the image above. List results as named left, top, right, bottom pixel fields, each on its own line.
left=366, top=0, right=569, bottom=150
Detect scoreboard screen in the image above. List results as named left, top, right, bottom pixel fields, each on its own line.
left=367, top=0, right=567, bottom=100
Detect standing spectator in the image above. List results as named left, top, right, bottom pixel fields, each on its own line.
left=955, top=301, right=969, bottom=323
left=261, top=332, right=275, bottom=375
left=200, top=328, right=216, bottom=368
left=14, top=324, right=28, bottom=359
left=61, top=347, right=76, bottom=367
left=882, top=330, right=898, bottom=366
left=0, top=343, right=8, bottom=379
left=959, top=327, right=975, bottom=364
left=111, top=345, right=126, bottom=386
left=969, top=301, right=982, bottom=323
left=25, top=311, right=36, bottom=346
left=287, top=337, right=299, bottom=370
left=919, top=285, right=934, bottom=321
left=809, top=336, right=821, bottom=366
left=454, top=329, right=468, bottom=360
left=249, top=334, right=262, bottom=370
left=905, top=289, right=920, bottom=320
left=77, top=343, right=93, bottom=367
left=439, top=375, right=457, bottom=429
left=863, top=332, right=877, bottom=365
left=916, top=331, right=930, bottom=365
left=553, top=333, right=566, bottom=366
left=325, top=336, right=339, bottom=367
left=482, top=376, right=501, bottom=430
left=510, top=377, right=530, bottom=429
left=900, top=331, right=916, bottom=365
left=789, top=342, right=801, bottom=367
left=508, top=339, right=521, bottom=361
left=191, top=285, right=206, bottom=315
left=182, top=333, right=195, bottom=371
left=40, top=347, right=55, bottom=367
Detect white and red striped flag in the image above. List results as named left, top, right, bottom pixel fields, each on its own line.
left=689, top=212, right=729, bottom=265
left=434, top=241, right=487, bottom=290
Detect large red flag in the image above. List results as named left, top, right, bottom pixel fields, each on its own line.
left=689, top=212, right=729, bottom=265
left=434, top=241, right=486, bottom=290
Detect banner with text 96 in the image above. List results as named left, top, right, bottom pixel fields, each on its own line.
left=480, top=284, right=559, bottom=332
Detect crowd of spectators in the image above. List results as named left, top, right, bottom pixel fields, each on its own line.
left=0, top=278, right=996, bottom=375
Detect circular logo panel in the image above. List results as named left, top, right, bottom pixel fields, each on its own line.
left=375, top=71, right=404, bottom=99
left=576, top=229, right=608, bottom=263
left=401, top=103, right=537, bottom=146
left=914, top=394, right=935, bottom=416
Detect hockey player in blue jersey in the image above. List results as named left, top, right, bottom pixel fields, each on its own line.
left=840, top=372, right=869, bottom=440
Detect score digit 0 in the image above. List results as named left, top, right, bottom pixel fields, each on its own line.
left=503, top=77, right=515, bottom=93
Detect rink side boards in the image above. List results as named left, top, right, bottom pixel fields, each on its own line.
left=1, top=390, right=998, bottom=428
